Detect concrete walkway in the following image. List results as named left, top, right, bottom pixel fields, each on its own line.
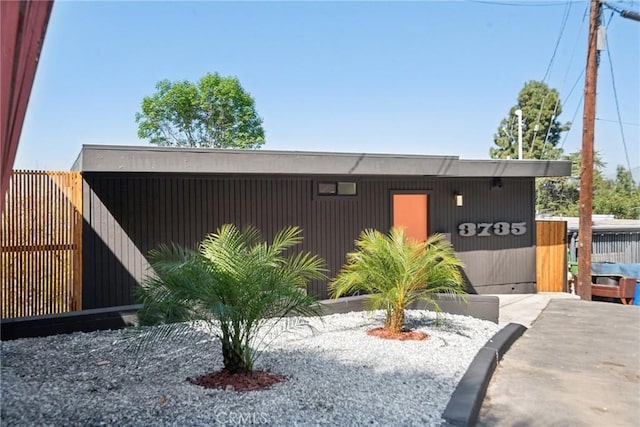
left=478, top=299, right=640, bottom=426
left=493, top=292, right=580, bottom=327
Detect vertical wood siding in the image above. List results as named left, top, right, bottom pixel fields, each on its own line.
left=1, top=171, right=83, bottom=318
left=82, top=173, right=536, bottom=308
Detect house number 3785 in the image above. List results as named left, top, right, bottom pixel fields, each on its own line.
left=458, top=222, right=527, bottom=237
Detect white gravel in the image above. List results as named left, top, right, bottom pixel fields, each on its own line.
left=1, top=310, right=499, bottom=426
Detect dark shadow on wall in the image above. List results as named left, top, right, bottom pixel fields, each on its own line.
left=460, top=267, right=478, bottom=294
left=83, top=216, right=139, bottom=309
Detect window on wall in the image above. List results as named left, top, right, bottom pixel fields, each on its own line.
left=318, top=181, right=357, bottom=196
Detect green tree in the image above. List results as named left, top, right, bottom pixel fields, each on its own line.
left=135, top=224, right=325, bottom=375
left=329, top=228, right=466, bottom=334
left=593, top=166, right=640, bottom=219
left=536, top=151, right=606, bottom=216
left=536, top=151, right=640, bottom=219
left=136, top=73, right=265, bottom=148
left=614, top=165, right=637, bottom=194
left=490, top=80, right=570, bottom=160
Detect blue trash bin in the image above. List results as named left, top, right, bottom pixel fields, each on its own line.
left=634, top=282, right=640, bottom=306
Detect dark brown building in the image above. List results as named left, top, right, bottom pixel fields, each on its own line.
left=72, top=145, right=571, bottom=310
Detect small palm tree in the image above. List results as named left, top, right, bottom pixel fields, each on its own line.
left=329, top=227, right=466, bottom=334
left=136, top=224, right=326, bottom=375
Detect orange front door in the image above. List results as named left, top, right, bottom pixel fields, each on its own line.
left=392, top=193, right=429, bottom=242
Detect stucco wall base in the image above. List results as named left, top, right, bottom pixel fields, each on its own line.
left=474, top=283, right=536, bottom=294
left=319, top=294, right=499, bottom=323
left=2, top=294, right=499, bottom=340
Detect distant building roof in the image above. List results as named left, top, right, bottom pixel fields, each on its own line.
left=72, top=145, right=572, bottom=178
left=537, top=215, right=640, bottom=232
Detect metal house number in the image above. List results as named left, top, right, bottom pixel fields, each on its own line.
left=458, top=222, right=527, bottom=237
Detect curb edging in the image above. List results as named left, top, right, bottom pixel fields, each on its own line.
left=441, top=322, right=527, bottom=427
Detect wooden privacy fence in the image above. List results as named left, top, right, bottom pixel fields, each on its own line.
left=1, top=171, right=83, bottom=318
left=536, top=220, right=567, bottom=293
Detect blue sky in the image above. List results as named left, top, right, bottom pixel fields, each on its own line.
left=15, top=0, right=640, bottom=177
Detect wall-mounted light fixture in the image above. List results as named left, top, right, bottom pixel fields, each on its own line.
left=491, top=177, right=503, bottom=190
left=454, top=192, right=463, bottom=207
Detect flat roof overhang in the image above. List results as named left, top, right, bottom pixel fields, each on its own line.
left=1, top=0, right=54, bottom=214
left=72, top=145, right=571, bottom=178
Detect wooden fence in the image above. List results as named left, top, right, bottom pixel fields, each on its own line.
left=1, top=171, right=83, bottom=318
left=536, top=220, right=567, bottom=293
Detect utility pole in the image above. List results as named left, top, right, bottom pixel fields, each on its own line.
left=577, top=0, right=601, bottom=301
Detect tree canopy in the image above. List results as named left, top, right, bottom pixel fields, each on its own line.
left=536, top=151, right=640, bottom=219
left=490, top=80, right=570, bottom=160
left=135, top=73, right=265, bottom=148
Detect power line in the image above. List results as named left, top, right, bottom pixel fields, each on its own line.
left=542, top=0, right=574, bottom=82
left=563, top=67, right=587, bottom=105
left=560, top=2, right=591, bottom=89
left=550, top=67, right=585, bottom=153
left=602, top=1, right=640, bottom=21
left=558, top=8, right=617, bottom=153
left=540, top=97, right=562, bottom=158
left=530, top=0, right=574, bottom=156
left=559, top=92, right=584, bottom=150
left=596, top=118, right=640, bottom=127
left=604, top=20, right=634, bottom=174
left=547, top=3, right=589, bottom=156
left=468, top=0, right=587, bottom=7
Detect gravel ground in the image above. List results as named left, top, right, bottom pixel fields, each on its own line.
left=1, top=310, right=499, bottom=426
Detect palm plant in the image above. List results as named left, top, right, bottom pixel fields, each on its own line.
left=136, top=224, right=326, bottom=375
left=329, top=227, right=466, bottom=334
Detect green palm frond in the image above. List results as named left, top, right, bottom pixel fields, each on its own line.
left=120, top=321, right=211, bottom=357
left=330, top=227, right=467, bottom=333
left=134, top=223, right=326, bottom=375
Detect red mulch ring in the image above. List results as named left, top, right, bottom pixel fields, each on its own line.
left=187, top=368, right=286, bottom=392
left=367, top=327, right=428, bottom=341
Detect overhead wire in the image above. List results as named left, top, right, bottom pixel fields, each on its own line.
left=468, top=0, right=587, bottom=7
left=542, top=67, right=585, bottom=156
left=603, top=11, right=634, bottom=175
left=540, top=97, right=562, bottom=157
left=563, top=67, right=587, bottom=105
left=560, top=2, right=591, bottom=96
left=475, top=0, right=590, bottom=159
left=602, top=1, right=640, bottom=21
left=559, top=93, right=584, bottom=150
left=557, top=9, right=615, bottom=153
left=479, top=0, right=636, bottom=162
left=541, top=2, right=589, bottom=157
left=558, top=9, right=626, bottom=156
left=596, top=118, right=640, bottom=127
left=542, top=0, right=574, bottom=82
left=530, top=0, right=574, bottom=156
left=546, top=1, right=638, bottom=161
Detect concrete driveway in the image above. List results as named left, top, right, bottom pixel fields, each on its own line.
left=478, top=299, right=640, bottom=426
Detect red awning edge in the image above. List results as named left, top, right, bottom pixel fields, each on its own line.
left=1, top=0, right=54, bottom=213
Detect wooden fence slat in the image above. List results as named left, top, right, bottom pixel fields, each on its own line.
left=1, top=170, right=83, bottom=318
left=74, top=172, right=83, bottom=311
